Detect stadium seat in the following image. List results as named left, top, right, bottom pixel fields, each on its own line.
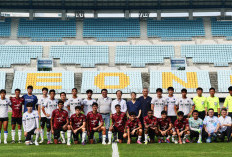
left=211, top=18, right=232, bottom=37
left=0, top=18, right=11, bottom=37
left=0, top=71, right=6, bottom=89
left=217, top=70, right=232, bottom=92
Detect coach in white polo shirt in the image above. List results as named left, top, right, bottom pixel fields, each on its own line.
left=111, top=90, right=127, bottom=114
left=218, top=108, right=232, bottom=142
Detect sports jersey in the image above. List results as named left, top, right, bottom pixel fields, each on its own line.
left=203, top=116, right=219, bottom=134
left=143, top=115, right=157, bottom=127
left=206, top=96, right=220, bottom=112
left=0, top=98, right=11, bottom=118
left=174, top=118, right=189, bottom=131
left=157, top=117, right=172, bottom=131
left=22, top=94, right=38, bottom=112
left=112, top=112, right=127, bottom=132
left=188, top=117, right=203, bottom=131
left=151, top=97, right=167, bottom=118
left=67, top=97, right=83, bottom=115
left=51, top=109, right=69, bottom=130
left=87, top=111, right=103, bottom=131
left=193, top=96, right=206, bottom=112
left=165, top=96, right=177, bottom=116
left=22, top=110, right=39, bottom=132
left=62, top=100, right=70, bottom=117
left=10, top=97, right=24, bottom=118
left=43, top=98, right=58, bottom=119
left=175, top=97, right=194, bottom=116
left=125, top=118, right=141, bottom=131
left=83, top=98, right=96, bottom=116
left=37, top=96, right=49, bottom=118
left=223, top=95, right=232, bottom=112
left=70, top=113, right=86, bottom=130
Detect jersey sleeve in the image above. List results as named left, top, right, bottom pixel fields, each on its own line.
left=83, top=115, right=86, bottom=122
left=99, top=114, right=103, bottom=123
left=7, top=99, right=11, bottom=106
left=35, top=111, right=39, bottom=129
left=143, top=117, right=147, bottom=125
left=22, top=114, right=26, bottom=132
left=51, top=110, right=56, bottom=119
left=223, top=97, right=228, bottom=108
left=175, top=99, right=179, bottom=106
left=174, top=120, right=178, bottom=129
left=203, top=117, right=207, bottom=125
left=151, top=98, right=155, bottom=104
left=185, top=119, right=189, bottom=127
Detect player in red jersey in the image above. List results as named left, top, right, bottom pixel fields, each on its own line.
left=144, top=110, right=158, bottom=144
left=86, top=102, right=106, bottom=145
left=123, top=112, right=142, bottom=144
left=10, top=88, right=24, bottom=144
left=69, top=106, right=87, bottom=145
left=51, top=100, right=69, bottom=145
left=173, top=111, right=190, bottom=144
left=108, top=104, right=127, bottom=144
left=157, top=111, right=173, bottom=143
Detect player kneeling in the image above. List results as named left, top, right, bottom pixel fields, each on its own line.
left=108, top=104, right=127, bottom=144
left=144, top=110, right=158, bottom=144
left=22, top=103, right=40, bottom=146
left=69, top=106, right=87, bottom=145
left=173, top=111, right=190, bottom=144
left=87, top=103, right=107, bottom=145
left=123, top=112, right=142, bottom=144
left=157, top=111, right=173, bottom=143
left=51, top=100, right=69, bottom=145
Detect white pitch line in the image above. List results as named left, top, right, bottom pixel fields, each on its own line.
left=112, top=142, right=119, bottom=157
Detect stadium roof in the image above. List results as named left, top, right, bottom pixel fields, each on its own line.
left=0, top=0, right=232, bottom=11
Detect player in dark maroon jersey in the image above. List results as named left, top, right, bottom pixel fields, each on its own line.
left=157, top=111, right=173, bottom=143
left=144, top=110, right=158, bottom=144
left=51, top=100, right=69, bottom=145
left=86, top=102, right=106, bottom=145
left=173, top=111, right=190, bottom=144
left=10, top=88, right=24, bottom=144
left=108, top=104, right=127, bottom=144
left=69, top=106, right=87, bottom=145
left=123, top=112, right=142, bottom=144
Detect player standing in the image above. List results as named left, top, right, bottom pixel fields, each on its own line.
left=223, top=86, right=232, bottom=118
left=193, top=87, right=207, bottom=120
left=157, top=111, right=172, bottom=143
left=83, top=89, right=96, bottom=116
left=151, top=88, right=167, bottom=119
left=206, top=88, right=220, bottom=117
left=10, top=88, right=24, bottom=144
left=68, top=88, right=83, bottom=116
left=144, top=110, right=158, bottom=144
left=22, top=85, right=38, bottom=112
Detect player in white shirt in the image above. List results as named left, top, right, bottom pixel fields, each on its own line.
left=151, top=88, right=167, bottom=118
left=83, top=89, right=96, bottom=116
left=37, top=87, right=49, bottom=143
left=67, top=88, right=83, bottom=115
left=0, top=89, right=11, bottom=144
left=22, top=102, right=40, bottom=146
left=111, top=90, right=127, bottom=114
left=175, top=89, right=194, bottom=118
left=218, top=108, right=232, bottom=142
left=165, top=87, right=177, bottom=124
left=42, top=89, right=58, bottom=144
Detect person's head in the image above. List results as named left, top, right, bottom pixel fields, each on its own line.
left=75, top=106, right=82, bottom=115
left=42, top=87, right=48, bottom=95
left=167, top=87, right=174, bottom=96
left=196, top=87, right=203, bottom=96
left=115, top=104, right=121, bottom=113
left=116, top=90, right=122, bottom=99
left=208, top=108, right=214, bottom=117
left=156, top=88, right=163, bottom=97
left=228, top=86, right=232, bottom=96
left=72, top=88, right=78, bottom=96
left=86, top=89, right=93, bottom=98
left=181, top=88, right=187, bottom=97
left=177, top=111, right=184, bottom=120
left=209, top=87, right=215, bottom=97
left=221, top=108, right=227, bottom=117
left=0, top=89, right=6, bottom=98
left=147, top=110, right=153, bottom=118
left=131, top=92, right=136, bottom=100
left=49, top=89, right=56, bottom=98
left=26, top=102, right=33, bottom=112
left=60, top=92, right=66, bottom=100
left=129, top=112, right=137, bottom=121
left=192, top=110, right=199, bottom=119
left=58, top=100, right=64, bottom=109
left=142, top=88, right=149, bottom=97
left=101, top=89, right=108, bottom=98
left=15, top=88, right=21, bottom=97
left=27, top=85, right=33, bottom=94
left=161, top=110, right=167, bottom=119
left=92, top=103, right=98, bottom=111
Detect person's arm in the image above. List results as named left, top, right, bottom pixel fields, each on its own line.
left=137, top=110, right=141, bottom=119
left=127, top=127, right=131, bottom=144
left=151, top=104, right=154, bottom=111
left=122, top=100, right=127, bottom=113
left=217, top=98, right=220, bottom=117
left=223, top=97, right=228, bottom=109
left=110, top=114, right=114, bottom=128
left=50, top=111, right=55, bottom=134
left=94, top=115, right=104, bottom=130
left=22, top=114, right=27, bottom=136
left=35, top=112, right=39, bottom=130
left=111, top=100, right=115, bottom=114
left=174, top=105, right=178, bottom=116
left=164, top=105, right=167, bottom=111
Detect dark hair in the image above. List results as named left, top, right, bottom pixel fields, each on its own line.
left=49, top=89, right=56, bottom=94
left=92, top=102, right=98, bottom=107
left=116, top=90, right=122, bottom=95
left=167, top=87, right=174, bottom=91
left=208, top=108, right=214, bottom=112
left=221, top=108, right=227, bottom=112
left=26, top=102, right=33, bottom=107
left=75, top=106, right=81, bottom=110
left=58, top=100, right=64, bottom=105
left=27, top=85, right=33, bottom=89
left=156, top=88, right=163, bottom=93
left=86, top=89, right=93, bottom=94
left=42, top=87, right=48, bottom=92
left=177, top=111, right=184, bottom=116
left=209, top=87, right=215, bottom=92
left=72, top=88, right=78, bottom=92
left=131, top=92, right=136, bottom=95
left=181, top=88, right=187, bottom=93
left=115, top=104, right=121, bottom=108
left=161, top=110, right=167, bottom=115
left=147, top=110, right=153, bottom=113
left=196, top=87, right=203, bottom=91
left=192, top=110, right=199, bottom=114
left=101, top=89, right=108, bottom=93
left=60, top=92, right=66, bottom=96
left=129, top=112, right=136, bottom=116
left=15, top=88, right=21, bottom=92
left=228, top=86, right=232, bottom=91
left=0, top=89, right=6, bottom=94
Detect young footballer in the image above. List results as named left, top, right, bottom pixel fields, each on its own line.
left=206, top=88, right=220, bottom=117
left=83, top=89, right=96, bottom=116
left=68, top=88, right=83, bottom=116
left=193, top=87, right=207, bottom=120
left=22, top=85, right=38, bottom=112
left=144, top=110, right=158, bottom=144
left=188, top=110, right=203, bottom=143
left=151, top=88, right=167, bottom=119
left=157, top=111, right=172, bottom=143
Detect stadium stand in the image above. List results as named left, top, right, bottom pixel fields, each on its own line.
left=181, top=45, right=232, bottom=66
left=147, top=18, right=205, bottom=38
left=217, top=70, right=232, bottom=92
left=50, top=45, right=109, bottom=67
left=150, top=71, right=211, bottom=93
left=0, top=45, right=43, bottom=67
left=12, top=71, right=74, bottom=94
left=81, top=71, right=142, bottom=93
left=83, top=18, right=140, bottom=38
left=211, top=18, right=232, bottom=37
left=115, top=45, right=174, bottom=67
left=0, top=71, right=6, bottom=89
left=0, top=18, right=11, bottom=37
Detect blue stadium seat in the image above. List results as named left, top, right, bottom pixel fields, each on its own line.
left=217, top=70, right=232, bottom=92
left=211, top=18, right=232, bottom=37
left=0, top=18, right=11, bottom=37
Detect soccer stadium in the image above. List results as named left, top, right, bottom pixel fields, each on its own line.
left=1, top=0, right=232, bottom=157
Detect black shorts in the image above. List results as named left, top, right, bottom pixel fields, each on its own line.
left=88, top=130, right=98, bottom=140
left=129, top=130, right=138, bottom=137
left=25, top=128, right=36, bottom=141
left=190, top=130, right=199, bottom=140
left=147, top=128, right=156, bottom=140
left=73, top=130, right=83, bottom=141
left=0, top=117, right=8, bottom=122
left=113, top=126, right=124, bottom=140
left=11, top=117, right=22, bottom=125
left=54, top=128, right=66, bottom=140
left=169, top=116, right=177, bottom=124
left=40, top=117, right=47, bottom=127
left=198, top=111, right=205, bottom=120
left=46, top=118, right=51, bottom=129
left=228, top=112, right=232, bottom=118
